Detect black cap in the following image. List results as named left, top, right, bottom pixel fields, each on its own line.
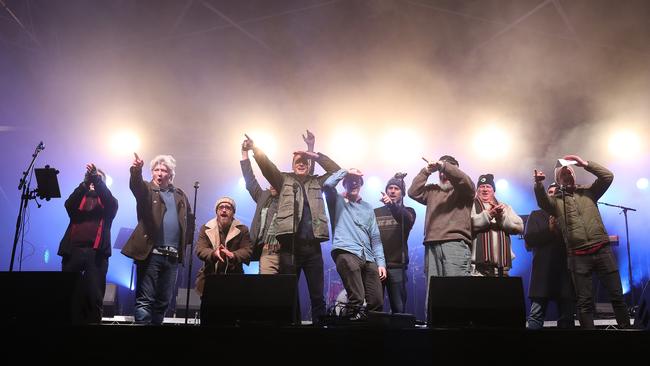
left=477, top=173, right=495, bottom=190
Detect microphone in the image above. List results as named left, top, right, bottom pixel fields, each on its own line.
left=37, top=141, right=45, bottom=151
left=193, top=181, right=200, bottom=189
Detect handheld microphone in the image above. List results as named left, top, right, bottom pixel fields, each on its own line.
left=194, top=181, right=200, bottom=189
left=37, top=141, right=45, bottom=151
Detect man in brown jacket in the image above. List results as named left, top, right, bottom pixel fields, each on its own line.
left=121, top=153, right=193, bottom=325
left=408, top=155, right=475, bottom=309
left=195, top=197, right=252, bottom=295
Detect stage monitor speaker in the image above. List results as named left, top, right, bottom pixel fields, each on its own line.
left=0, top=271, right=80, bottom=325
left=427, top=276, right=526, bottom=329
left=103, top=283, right=118, bottom=317
left=175, top=288, right=201, bottom=318
left=200, top=274, right=297, bottom=326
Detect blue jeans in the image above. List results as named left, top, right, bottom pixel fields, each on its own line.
left=424, top=241, right=471, bottom=314
left=527, top=297, right=575, bottom=329
left=384, top=267, right=407, bottom=314
left=135, top=254, right=179, bottom=325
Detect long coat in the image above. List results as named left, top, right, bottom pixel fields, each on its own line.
left=524, top=209, right=574, bottom=299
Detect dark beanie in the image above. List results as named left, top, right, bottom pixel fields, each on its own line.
left=439, top=155, right=459, bottom=167
left=385, top=172, right=407, bottom=196
left=477, top=174, right=495, bottom=190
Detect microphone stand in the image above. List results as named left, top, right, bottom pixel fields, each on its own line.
left=598, top=201, right=637, bottom=311
left=292, top=182, right=299, bottom=325
left=185, top=181, right=199, bottom=324
left=10, top=142, right=44, bottom=271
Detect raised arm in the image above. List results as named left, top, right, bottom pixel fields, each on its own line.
left=251, top=146, right=284, bottom=193
left=533, top=169, right=556, bottom=215
left=130, top=153, right=148, bottom=200
left=441, top=163, right=476, bottom=200
left=304, top=129, right=316, bottom=176
left=407, top=168, right=431, bottom=205
left=584, top=160, right=614, bottom=200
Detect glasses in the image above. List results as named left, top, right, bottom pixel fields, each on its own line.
left=217, top=205, right=233, bottom=212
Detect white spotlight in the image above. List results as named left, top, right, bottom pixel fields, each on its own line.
left=366, top=176, right=383, bottom=194
left=608, top=131, right=642, bottom=158
left=495, top=179, right=509, bottom=191
left=110, top=130, right=141, bottom=156
left=472, top=125, right=511, bottom=159
left=238, top=177, right=246, bottom=190
left=637, top=178, right=649, bottom=190
left=105, top=175, right=113, bottom=188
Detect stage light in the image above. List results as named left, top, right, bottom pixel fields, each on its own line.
left=105, top=175, right=113, bottom=188
left=327, top=125, right=368, bottom=166
left=246, top=132, right=277, bottom=158
left=637, top=178, right=649, bottom=190
left=379, top=128, right=423, bottom=163
left=238, top=177, right=246, bottom=190
left=365, top=176, right=383, bottom=195
left=608, top=131, right=642, bottom=158
left=472, top=125, right=511, bottom=159
left=44, top=248, right=50, bottom=264
left=110, top=130, right=141, bottom=156
left=496, top=179, right=509, bottom=191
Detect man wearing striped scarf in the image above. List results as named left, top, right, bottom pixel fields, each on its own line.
left=470, top=174, right=523, bottom=277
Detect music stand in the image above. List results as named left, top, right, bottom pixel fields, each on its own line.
left=34, top=165, right=61, bottom=200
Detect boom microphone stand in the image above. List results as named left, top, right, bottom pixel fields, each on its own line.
left=10, top=141, right=44, bottom=271
left=184, top=181, right=199, bottom=324
left=598, top=201, right=637, bottom=310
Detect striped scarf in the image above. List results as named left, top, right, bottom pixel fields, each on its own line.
left=473, top=198, right=511, bottom=269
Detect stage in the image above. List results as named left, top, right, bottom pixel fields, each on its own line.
left=3, top=321, right=647, bottom=363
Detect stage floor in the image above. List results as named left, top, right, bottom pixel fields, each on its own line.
left=4, top=318, right=645, bottom=363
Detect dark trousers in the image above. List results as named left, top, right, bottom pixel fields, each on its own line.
left=332, top=250, right=383, bottom=312
left=384, top=267, right=407, bottom=313
left=61, top=247, right=108, bottom=324
left=568, top=245, right=630, bottom=329
left=279, top=239, right=326, bottom=324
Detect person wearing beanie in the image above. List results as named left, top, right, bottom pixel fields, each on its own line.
left=408, top=154, right=475, bottom=313
left=249, top=131, right=340, bottom=325
left=524, top=183, right=575, bottom=329
left=534, top=155, right=630, bottom=329
left=240, top=132, right=315, bottom=275
left=121, top=153, right=194, bottom=325
left=195, top=197, right=252, bottom=294
left=375, top=172, right=416, bottom=314
left=324, top=168, right=386, bottom=318
left=59, top=163, right=118, bottom=324
left=470, top=173, right=523, bottom=277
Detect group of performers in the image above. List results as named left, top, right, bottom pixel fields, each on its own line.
left=58, top=130, right=630, bottom=329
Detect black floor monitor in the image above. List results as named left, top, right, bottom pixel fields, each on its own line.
left=200, top=274, right=297, bottom=326
left=428, top=276, right=526, bottom=328
left=0, top=271, right=80, bottom=325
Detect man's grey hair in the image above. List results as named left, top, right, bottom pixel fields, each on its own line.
left=150, top=155, right=177, bottom=182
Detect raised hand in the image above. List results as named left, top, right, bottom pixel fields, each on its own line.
left=242, top=134, right=254, bottom=151
left=533, top=169, right=545, bottom=183
left=133, top=153, right=144, bottom=169
left=563, top=154, right=588, bottom=167
left=380, top=192, right=392, bottom=205
left=303, top=129, right=315, bottom=151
